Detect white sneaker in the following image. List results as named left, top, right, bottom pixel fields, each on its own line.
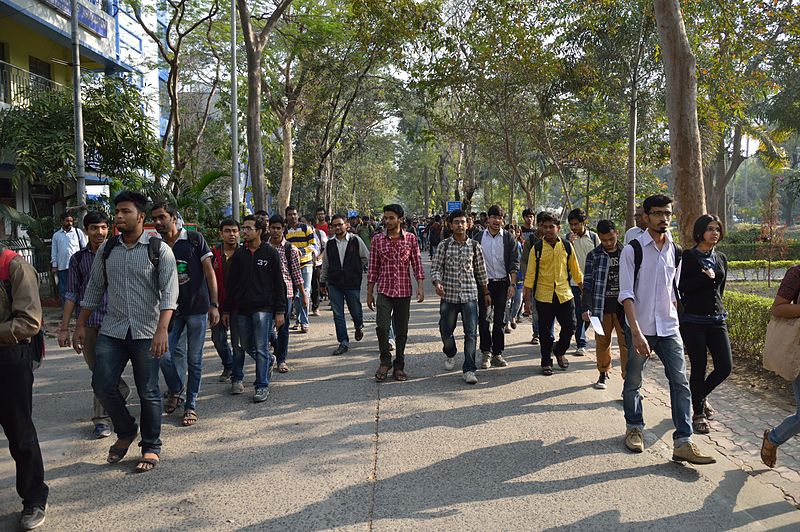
left=463, top=371, right=478, bottom=384
left=480, top=352, right=491, bottom=370
left=444, top=357, right=456, bottom=371
left=388, top=339, right=396, bottom=351
left=575, top=347, right=586, bottom=356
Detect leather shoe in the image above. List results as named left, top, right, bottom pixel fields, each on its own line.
left=331, top=345, right=349, bottom=356
left=354, top=328, right=364, bottom=341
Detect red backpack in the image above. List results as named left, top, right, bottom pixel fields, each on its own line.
left=1, top=249, right=45, bottom=368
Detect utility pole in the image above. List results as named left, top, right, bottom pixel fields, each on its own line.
left=230, top=0, right=240, bottom=221
left=70, top=0, right=86, bottom=225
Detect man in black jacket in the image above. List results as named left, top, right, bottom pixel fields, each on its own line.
left=474, top=204, right=520, bottom=369
left=320, top=214, right=370, bottom=355
left=223, top=215, right=287, bottom=403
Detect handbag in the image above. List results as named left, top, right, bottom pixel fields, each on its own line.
left=762, top=316, right=800, bottom=381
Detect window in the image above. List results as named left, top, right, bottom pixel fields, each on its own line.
left=28, top=56, right=52, bottom=92
left=0, top=43, right=8, bottom=104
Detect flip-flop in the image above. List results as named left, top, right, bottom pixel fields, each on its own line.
left=182, top=410, right=198, bottom=427
left=541, top=366, right=554, bottom=376
left=761, top=430, right=777, bottom=468
left=393, top=370, right=408, bottom=382
left=134, top=457, right=160, bottom=473
left=164, top=393, right=182, bottom=414
left=375, top=366, right=390, bottom=382
left=555, top=355, right=570, bottom=370
left=107, top=442, right=133, bottom=464
left=278, top=362, right=289, bottom=373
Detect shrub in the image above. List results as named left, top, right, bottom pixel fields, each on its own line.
left=724, top=291, right=772, bottom=360
left=726, top=260, right=797, bottom=280
left=717, top=243, right=800, bottom=261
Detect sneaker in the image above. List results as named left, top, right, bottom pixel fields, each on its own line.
left=673, top=442, right=716, bottom=464
left=300, top=324, right=309, bottom=333
left=388, top=339, right=396, bottom=351
left=290, top=323, right=299, bottom=330
left=444, top=357, right=456, bottom=371
left=19, top=505, right=46, bottom=531
left=230, top=381, right=245, bottom=395
left=311, top=309, right=320, bottom=316
left=463, top=371, right=478, bottom=384
left=530, top=335, right=539, bottom=346
left=218, top=368, right=232, bottom=383
left=491, top=354, right=508, bottom=367
left=595, top=372, right=608, bottom=389
left=575, top=347, right=586, bottom=356
left=93, top=423, right=112, bottom=439
left=625, top=428, right=644, bottom=453
left=253, top=387, right=270, bottom=403
left=480, top=351, right=491, bottom=370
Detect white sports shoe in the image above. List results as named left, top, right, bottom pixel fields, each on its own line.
left=463, top=371, right=478, bottom=384
left=444, top=357, right=456, bottom=371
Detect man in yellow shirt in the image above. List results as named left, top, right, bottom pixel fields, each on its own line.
left=523, top=213, right=583, bottom=376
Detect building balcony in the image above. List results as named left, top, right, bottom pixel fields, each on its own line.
left=0, top=60, right=65, bottom=110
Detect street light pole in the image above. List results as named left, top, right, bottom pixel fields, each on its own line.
left=230, top=0, right=240, bottom=221
left=70, top=0, right=86, bottom=225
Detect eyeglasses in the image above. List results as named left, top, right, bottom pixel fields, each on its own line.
left=331, top=223, right=345, bottom=228
left=242, top=226, right=257, bottom=232
left=649, top=210, right=672, bottom=218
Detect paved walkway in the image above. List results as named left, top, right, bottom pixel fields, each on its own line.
left=2, top=258, right=799, bottom=530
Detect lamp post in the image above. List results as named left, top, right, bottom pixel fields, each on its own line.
left=70, top=0, right=86, bottom=224
left=230, top=0, right=240, bottom=221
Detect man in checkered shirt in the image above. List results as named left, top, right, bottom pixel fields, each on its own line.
left=431, top=209, right=490, bottom=385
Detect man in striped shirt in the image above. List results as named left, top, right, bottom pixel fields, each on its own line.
left=285, top=206, right=318, bottom=333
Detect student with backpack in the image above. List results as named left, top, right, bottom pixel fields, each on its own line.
left=75, top=190, right=180, bottom=473
left=567, top=209, right=599, bottom=356
left=523, top=213, right=582, bottom=376
left=211, top=219, right=243, bottom=384
left=618, top=194, right=715, bottom=465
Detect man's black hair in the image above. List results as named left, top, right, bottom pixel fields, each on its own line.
left=596, top=219, right=616, bottom=234
left=567, top=208, right=587, bottom=222
left=434, top=214, right=442, bottom=222
left=219, top=219, right=240, bottom=231
left=60, top=211, right=75, bottom=221
left=268, top=214, right=285, bottom=226
left=285, top=205, right=298, bottom=214
left=151, top=201, right=178, bottom=218
left=316, top=206, right=326, bottom=213
left=536, top=211, right=549, bottom=224
left=522, top=208, right=534, bottom=218
left=642, top=194, right=673, bottom=214
left=448, top=209, right=467, bottom=223
left=539, top=213, right=560, bottom=226
left=242, top=214, right=266, bottom=232
left=84, top=210, right=108, bottom=227
left=331, top=213, right=347, bottom=223
left=383, top=204, right=405, bottom=219
left=487, top=205, right=505, bottom=218
left=254, top=210, right=269, bottom=217
left=113, top=190, right=149, bottom=213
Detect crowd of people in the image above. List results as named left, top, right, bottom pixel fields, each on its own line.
left=1, top=190, right=800, bottom=530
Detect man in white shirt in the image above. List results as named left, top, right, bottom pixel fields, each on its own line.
left=51, top=211, right=86, bottom=306
left=623, top=205, right=647, bottom=243
left=618, top=194, right=715, bottom=465
left=566, top=208, right=598, bottom=356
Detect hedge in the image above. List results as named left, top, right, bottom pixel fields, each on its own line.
left=717, top=243, right=800, bottom=261
left=726, top=260, right=796, bottom=281
left=723, top=291, right=772, bottom=360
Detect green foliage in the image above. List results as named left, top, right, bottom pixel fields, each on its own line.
left=724, top=291, right=772, bottom=360
left=716, top=242, right=800, bottom=261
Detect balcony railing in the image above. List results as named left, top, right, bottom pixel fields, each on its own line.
left=0, top=60, right=65, bottom=108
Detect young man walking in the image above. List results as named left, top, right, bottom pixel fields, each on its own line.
left=211, top=219, right=243, bottom=383
left=76, top=190, right=179, bottom=473
left=51, top=211, right=86, bottom=306
left=58, top=211, right=130, bottom=439
left=623, top=205, right=647, bottom=244
left=431, top=209, right=490, bottom=384
left=474, top=205, right=519, bottom=369
left=320, top=214, right=369, bottom=356
left=566, top=208, right=599, bottom=356
left=152, top=202, right=219, bottom=427
left=285, top=206, right=318, bottom=333
left=267, top=214, right=305, bottom=373
left=0, top=246, right=48, bottom=530
left=223, top=215, right=287, bottom=402
left=367, top=204, right=425, bottom=382
left=581, top=219, right=628, bottom=389
left=523, top=213, right=582, bottom=376
left=619, top=194, right=715, bottom=464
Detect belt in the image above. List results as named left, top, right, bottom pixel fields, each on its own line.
left=489, top=278, right=508, bottom=282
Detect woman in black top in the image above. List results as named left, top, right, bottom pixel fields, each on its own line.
left=678, top=214, right=732, bottom=434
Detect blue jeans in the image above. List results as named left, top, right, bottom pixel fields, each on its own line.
left=160, top=313, right=208, bottom=411
left=328, top=284, right=364, bottom=347
left=293, top=264, right=313, bottom=326
left=211, top=323, right=234, bottom=371
left=504, top=285, right=523, bottom=324
left=623, top=329, right=693, bottom=442
left=235, top=312, right=274, bottom=389
left=92, top=332, right=162, bottom=455
left=57, top=269, right=69, bottom=306
left=270, top=306, right=291, bottom=364
left=769, top=375, right=800, bottom=446
left=439, top=300, right=478, bottom=373
left=571, top=286, right=587, bottom=348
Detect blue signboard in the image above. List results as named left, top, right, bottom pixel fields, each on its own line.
left=347, top=210, right=359, bottom=218
left=38, top=0, right=109, bottom=38
left=447, top=201, right=462, bottom=212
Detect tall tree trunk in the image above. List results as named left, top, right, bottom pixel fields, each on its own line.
left=461, top=140, right=478, bottom=212
left=626, top=92, right=639, bottom=230
left=654, top=0, right=706, bottom=245
left=276, top=115, right=294, bottom=213
left=438, top=149, right=450, bottom=213
left=422, top=165, right=430, bottom=215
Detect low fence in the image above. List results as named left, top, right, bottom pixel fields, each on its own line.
left=0, top=237, right=51, bottom=283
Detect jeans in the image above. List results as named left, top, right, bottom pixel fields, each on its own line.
left=235, top=312, right=274, bottom=389
left=57, top=269, right=69, bottom=306
left=536, top=295, right=575, bottom=367
left=294, top=264, right=313, bottom=326
left=571, top=285, right=587, bottom=349
left=439, top=300, right=478, bottom=373
left=269, top=306, right=291, bottom=364
left=160, top=313, right=209, bottom=411
left=329, top=284, right=364, bottom=347
left=680, top=321, right=732, bottom=416
left=211, top=322, right=234, bottom=371
left=311, top=265, right=321, bottom=311
left=429, top=241, right=439, bottom=260
left=622, top=329, right=693, bottom=443
left=0, top=345, right=48, bottom=507
left=769, top=375, right=800, bottom=446
left=376, top=294, right=410, bottom=370
left=504, top=285, right=523, bottom=324
left=92, top=331, right=163, bottom=455
left=479, top=279, right=509, bottom=355
left=82, top=326, right=130, bottom=424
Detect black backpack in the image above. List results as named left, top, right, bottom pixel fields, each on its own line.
left=102, top=234, right=165, bottom=288
left=531, top=237, right=573, bottom=296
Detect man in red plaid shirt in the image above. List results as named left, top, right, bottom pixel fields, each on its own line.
left=367, top=204, right=425, bottom=382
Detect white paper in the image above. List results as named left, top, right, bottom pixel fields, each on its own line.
left=589, top=316, right=605, bottom=336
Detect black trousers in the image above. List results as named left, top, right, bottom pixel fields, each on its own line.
left=536, top=294, right=576, bottom=367
left=680, top=321, right=733, bottom=415
left=311, top=265, right=321, bottom=310
left=0, top=346, right=49, bottom=508
left=479, top=279, right=509, bottom=355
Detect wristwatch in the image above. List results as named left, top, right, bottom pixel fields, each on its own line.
left=210, top=303, right=219, bottom=308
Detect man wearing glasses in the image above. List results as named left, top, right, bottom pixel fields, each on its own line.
left=618, top=194, right=715, bottom=465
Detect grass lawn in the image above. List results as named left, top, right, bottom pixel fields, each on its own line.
left=725, top=280, right=779, bottom=300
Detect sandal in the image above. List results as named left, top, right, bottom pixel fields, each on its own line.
left=375, top=366, right=390, bottom=382
left=134, top=454, right=160, bottom=473
left=164, top=392, right=182, bottom=414
left=107, top=438, right=135, bottom=464
left=278, top=362, right=289, bottom=373
left=555, top=354, right=570, bottom=370
left=703, top=400, right=716, bottom=420
left=541, top=366, right=554, bottom=376
left=692, top=414, right=710, bottom=434
left=182, top=409, right=198, bottom=427
left=761, top=430, right=777, bottom=468
left=393, top=370, right=408, bottom=382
